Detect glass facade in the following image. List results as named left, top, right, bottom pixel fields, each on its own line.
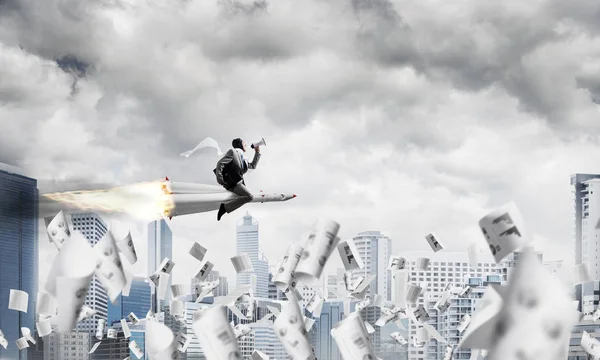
left=70, top=212, right=109, bottom=334
left=0, top=169, right=38, bottom=360
left=236, top=213, right=269, bottom=298
left=147, top=219, right=172, bottom=312
left=107, top=277, right=152, bottom=325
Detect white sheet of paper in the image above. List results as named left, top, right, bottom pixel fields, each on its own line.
left=195, top=260, right=214, bottom=282
left=272, top=244, right=304, bottom=291
left=89, top=341, right=102, bottom=354
left=231, top=253, right=254, bottom=274
left=116, top=231, right=138, bottom=265
left=121, top=319, right=131, bottom=338
left=170, top=300, right=184, bottom=318
left=252, top=350, right=270, bottom=360
left=479, top=201, right=529, bottom=263
left=176, top=332, right=192, bottom=352
left=96, top=319, right=106, bottom=340
left=192, top=305, right=242, bottom=360
left=390, top=331, right=407, bottom=345
left=0, top=329, right=7, bottom=349
left=425, top=233, right=444, bottom=253
left=36, top=292, right=56, bottom=316
left=422, top=323, right=447, bottom=343
left=94, top=231, right=127, bottom=302
left=274, top=300, right=315, bottom=360
left=331, top=311, right=376, bottom=360
left=127, top=312, right=140, bottom=325
left=9, top=289, right=29, bottom=313
left=364, top=321, right=375, bottom=334
left=46, top=210, right=71, bottom=250
left=391, top=269, right=408, bottom=309
left=129, top=340, right=144, bottom=359
left=457, top=314, right=471, bottom=333
left=458, top=285, right=503, bottom=350
left=574, top=263, right=592, bottom=284
left=233, top=323, right=252, bottom=339
left=416, top=257, right=430, bottom=271
left=15, top=337, right=29, bottom=350
left=443, top=344, right=455, bottom=360
left=486, top=251, right=578, bottom=360
left=36, top=319, right=52, bottom=337
left=146, top=320, right=180, bottom=360
left=581, top=331, right=600, bottom=358
left=157, top=272, right=170, bottom=301
left=56, top=275, right=94, bottom=334
left=405, top=283, right=422, bottom=304
left=467, top=243, right=478, bottom=269
left=44, top=230, right=96, bottom=298
left=189, top=242, right=208, bottom=262
left=21, top=327, right=36, bottom=345
left=337, top=239, right=364, bottom=271
left=155, top=258, right=176, bottom=277
left=171, top=284, right=188, bottom=298
left=388, top=256, right=406, bottom=270
left=295, top=219, right=341, bottom=282
left=78, top=305, right=97, bottom=323
left=410, top=305, right=430, bottom=324
left=180, top=137, right=223, bottom=157
left=107, top=328, right=118, bottom=339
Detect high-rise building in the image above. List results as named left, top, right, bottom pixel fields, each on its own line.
left=309, top=301, right=346, bottom=360
left=70, top=212, right=109, bottom=334
left=326, top=269, right=346, bottom=299
left=571, top=174, right=600, bottom=314
left=191, top=271, right=229, bottom=302
left=107, top=276, right=152, bottom=325
left=236, top=212, right=269, bottom=298
left=401, top=251, right=498, bottom=360
left=148, top=219, right=173, bottom=312
left=0, top=169, right=38, bottom=360
left=350, top=231, right=392, bottom=299
left=249, top=322, right=287, bottom=360
left=43, top=331, right=90, bottom=360
left=267, top=272, right=285, bottom=300
left=347, top=231, right=392, bottom=357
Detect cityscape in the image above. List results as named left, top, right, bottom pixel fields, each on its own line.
left=1, top=166, right=599, bottom=360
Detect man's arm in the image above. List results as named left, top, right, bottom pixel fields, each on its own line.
left=248, top=148, right=261, bottom=169
left=215, top=149, right=234, bottom=183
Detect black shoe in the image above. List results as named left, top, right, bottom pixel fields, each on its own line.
left=217, top=203, right=226, bottom=221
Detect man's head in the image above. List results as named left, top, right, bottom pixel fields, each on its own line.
left=232, top=138, right=246, bottom=152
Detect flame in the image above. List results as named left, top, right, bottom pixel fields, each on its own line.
left=42, top=180, right=174, bottom=220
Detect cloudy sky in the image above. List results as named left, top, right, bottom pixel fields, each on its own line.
left=2, top=0, right=600, bottom=286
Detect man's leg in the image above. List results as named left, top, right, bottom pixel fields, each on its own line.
left=223, top=182, right=254, bottom=214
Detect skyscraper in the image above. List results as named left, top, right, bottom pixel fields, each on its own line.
left=309, top=300, right=346, bottom=360
left=348, top=231, right=392, bottom=357
left=0, top=169, right=38, bottom=360
left=70, top=212, right=109, bottom=333
left=107, top=276, right=152, bottom=325
left=350, top=231, right=392, bottom=299
left=236, top=212, right=269, bottom=298
left=147, top=219, right=173, bottom=312
left=571, top=174, right=600, bottom=314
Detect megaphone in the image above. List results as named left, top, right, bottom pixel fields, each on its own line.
left=251, top=137, right=266, bottom=149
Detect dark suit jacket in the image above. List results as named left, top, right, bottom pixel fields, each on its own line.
left=213, top=149, right=261, bottom=189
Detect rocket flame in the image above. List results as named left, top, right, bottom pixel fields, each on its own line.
left=42, top=180, right=174, bottom=221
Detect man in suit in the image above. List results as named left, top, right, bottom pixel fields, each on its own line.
left=213, top=138, right=261, bottom=221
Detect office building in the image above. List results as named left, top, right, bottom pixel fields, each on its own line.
left=107, top=276, right=152, bottom=325
left=309, top=300, right=347, bottom=360
left=0, top=169, right=38, bottom=360
left=148, top=219, right=173, bottom=312
left=401, top=251, right=498, bottom=360
left=327, top=269, right=346, bottom=299
left=70, top=212, right=109, bottom=334
left=236, top=212, right=269, bottom=298
left=249, top=322, right=287, bottom=360
left=347, top=231, right=392, bottom=356
left=165, top=300, right=212, bottom=360
left=191, top=271, right=229, bottom=302
left=43, top=332, right=90, bottom=360
left=571, top=174, right=600, bottom=314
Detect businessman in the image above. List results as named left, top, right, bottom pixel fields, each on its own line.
left=213, top=138, right=261, bottom=221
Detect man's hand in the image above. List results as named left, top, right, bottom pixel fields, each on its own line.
left=254, top=146, right=260, bottom=153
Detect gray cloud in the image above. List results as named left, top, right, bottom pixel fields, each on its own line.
left=2, top=0, right=600, bottom=285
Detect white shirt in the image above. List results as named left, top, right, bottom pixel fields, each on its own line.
left=234, top=148, right=247, bottom=170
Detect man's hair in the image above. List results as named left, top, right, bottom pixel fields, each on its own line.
left=232, top=138, right=244, bottom=149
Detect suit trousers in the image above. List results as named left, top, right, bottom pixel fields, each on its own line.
left=224, top=181, right=254, bottom=213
